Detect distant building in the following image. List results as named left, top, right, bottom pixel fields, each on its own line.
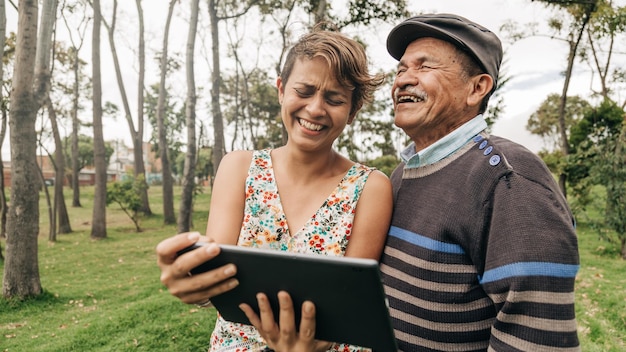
left=1, top=141, right=161, bottom=187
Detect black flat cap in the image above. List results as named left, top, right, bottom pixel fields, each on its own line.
left=387, top=13, right=503, bottom=92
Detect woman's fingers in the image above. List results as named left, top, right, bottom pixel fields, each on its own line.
left=277, top=291, right=298, bottom=339
left=156, top=232, right=238, bottom=304
left=298, top=300, right=316, bottom=341
left=242, top=291, right=324, bottom=351
left=156, top=232, right=202, bottom=266
left=239, top=302, right=262, bottom=327
left=257, top=292, right=280, bottom=334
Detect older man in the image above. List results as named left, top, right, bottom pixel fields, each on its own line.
left=380, top=13, right=580, bottom=351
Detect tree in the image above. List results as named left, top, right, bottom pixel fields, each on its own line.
left=602, top=122, right=626, bottom=259
left=0, top=0, right=6, bottom=260
left=3, top=0, right=57, bottom=298
left=63, top=134, right=113, bottom=172
left=221, top=68, right=282, bottom=150
left=155, top=0, right=177, bottom=224
left=39, top=38, right=91, bottom=238
left=134, top=0, right=151, bottom=215
left=582, top=0, right=626, bottom=107
left=527, top=93, right=591, bottom=150
left=91, top=0, right=107, bottom=240
left=99, top=0, right=152, bottom=215
left=144, top=82, right=185, bottom=186
left=207, top=0, right=261, bottom=176
left=60, top=0, right=90, bottom=207
left=106, top=176, right=147, bottom=232
left=568, top=99, right=626, bottom=259
left=534, top=0, right=599, bottom=197
left=178, top=0, right=200, bottom=233
left=45, top=96, right=72, bottom=240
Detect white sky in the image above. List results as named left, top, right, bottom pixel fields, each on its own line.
left=4, top=0, right=626, bottom=157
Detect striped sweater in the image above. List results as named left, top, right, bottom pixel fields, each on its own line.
left=380, top=134, right=580, bottom=352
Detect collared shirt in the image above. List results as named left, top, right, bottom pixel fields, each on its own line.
left=400, top=114, right=488, bottom=169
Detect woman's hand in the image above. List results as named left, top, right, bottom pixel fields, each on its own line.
left=156, top=232, right=239, bottom=305
left=240, top=291, right=333, bottom=352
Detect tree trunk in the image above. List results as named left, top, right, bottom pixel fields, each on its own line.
left=36, top=155, right=54, bottom=242
left=557, top=40, right=576, bottom=199
left=556, top=6, right=594, bottom=199
left=4, top=0, right=57, bottom=298
left=46, top=97, right=72, bottom=235
left=0, top=0, right=8, bottom=243
left=71, top=45, right=81, bottom=207
left=208, top=0, right=226, bottom=176
left=314, top=0, right=327, bottom=23
left=91, top=0, right=107, bottom=240
left=0, top=108, right=7, bottom=242
left=157, top=0, right=177, bottom=224
left=178, top=0, right=200, bottom=233
left=59, top=0, right=89, bottom=209
left=134, top=0, right=151, bottom=215
left=102, top=0, right=151, bottom=216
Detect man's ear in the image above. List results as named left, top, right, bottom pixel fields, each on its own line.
left=467, top=73, right=493, bottom=107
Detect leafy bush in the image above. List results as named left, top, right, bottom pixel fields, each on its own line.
left=106, top=175, right=148, bottom=232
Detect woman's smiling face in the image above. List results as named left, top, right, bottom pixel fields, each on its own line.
left=277, top=56, right=354, bottom=152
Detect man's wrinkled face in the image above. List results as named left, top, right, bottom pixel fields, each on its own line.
left=392, top=37, right=475, bottom=146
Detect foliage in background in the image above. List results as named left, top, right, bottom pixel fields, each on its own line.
left=527, top=93, right=591, bottom=151
left=567, top=100, right=625, bottom=257
left=364, top=155, right=400, bottom=177
left=62, top=134, right=114, bottom=173
left=106, top=175, right=148, bottom=232
left=519, top=1, right=626, bottom=258
left=144, top=83, right=186, bottom=176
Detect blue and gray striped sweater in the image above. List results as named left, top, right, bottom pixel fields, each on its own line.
left=380, top=134, right=580, bottom=352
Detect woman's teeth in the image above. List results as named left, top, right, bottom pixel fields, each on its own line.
left=299, top=119, right=323, bottom=131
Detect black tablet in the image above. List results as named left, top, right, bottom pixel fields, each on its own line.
left=177, top=243, right=398, bottom=352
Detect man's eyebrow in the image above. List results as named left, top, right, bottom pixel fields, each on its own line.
left=398, top=54, right=432, bottom=69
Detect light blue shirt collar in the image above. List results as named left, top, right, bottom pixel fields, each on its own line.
left=400, top=114, right=488, bottom=169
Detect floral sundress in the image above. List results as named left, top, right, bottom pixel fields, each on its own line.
left=209, top=149, right=373, bottom=352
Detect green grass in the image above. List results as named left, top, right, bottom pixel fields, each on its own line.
left=1, top=186, right=218, bottom=352
left=575, top=223, right=626, bottom=352
left=1, top=185, right=626, bottom=351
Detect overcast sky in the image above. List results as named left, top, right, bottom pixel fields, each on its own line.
left=4, top=0, right=626, bottom=157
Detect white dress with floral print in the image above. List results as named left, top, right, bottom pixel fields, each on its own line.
left=209, top=149, right=373, bottom=352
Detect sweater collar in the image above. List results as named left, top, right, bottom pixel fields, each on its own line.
left=400, top=114, right=488, bottom=169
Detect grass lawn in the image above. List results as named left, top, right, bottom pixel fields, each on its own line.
left=1, top=186, right=218, bottom=352
left=1, top=185, right=626, bottom=351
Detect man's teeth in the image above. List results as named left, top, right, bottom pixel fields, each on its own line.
left=397, top=95, right=421, bottom=103
left=299, top=119, right=324, bottom=131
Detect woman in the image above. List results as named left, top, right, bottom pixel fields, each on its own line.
left=156, top=27, right=392, bottom=351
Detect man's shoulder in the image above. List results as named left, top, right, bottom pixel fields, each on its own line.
left=484, top=135, right=548, bottom=170
left=466, top=134, right=557, bottom=187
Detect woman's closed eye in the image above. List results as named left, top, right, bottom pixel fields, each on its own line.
left=294, top=87, right=346, bottom=106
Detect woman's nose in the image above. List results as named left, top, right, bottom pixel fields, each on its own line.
left=305, top=93, right=326, bottom=117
